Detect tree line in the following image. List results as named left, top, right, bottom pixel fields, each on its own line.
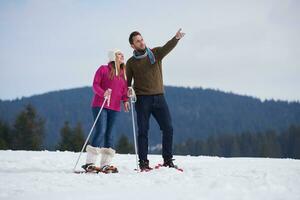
left=0, top=104, right=134, bottom=153
left=0, top=104, right=299, bottom=159
left=2, top=86, right=300, bottom=150
left=173, top=125, right=300, bottom=159
left=0, top=104, right=45, bottom=150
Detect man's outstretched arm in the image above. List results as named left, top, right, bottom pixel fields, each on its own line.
left=156, top=28, right=185, bottom=60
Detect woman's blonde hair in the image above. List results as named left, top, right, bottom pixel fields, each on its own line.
left=109, top=61, right=127, bottom=81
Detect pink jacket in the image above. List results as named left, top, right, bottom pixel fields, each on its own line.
left=91, top=63, right=128, bottom=112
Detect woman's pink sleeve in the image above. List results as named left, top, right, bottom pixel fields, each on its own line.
left=122, top=81, right=129, bottom=102
left=92, top=68, right=105, bottom=97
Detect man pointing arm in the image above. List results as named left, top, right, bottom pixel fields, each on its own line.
left=126, top=29, right=185, bottom=171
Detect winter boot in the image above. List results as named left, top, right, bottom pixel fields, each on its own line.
left=163, top=158, right=177, bottom=168
left=82, top=145, right=100, bottom=172
left=139, top=159, right=153, bottom=171
left=99, top=148, right=118, bottom=173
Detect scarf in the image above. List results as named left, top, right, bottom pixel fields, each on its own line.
left=133, top=47, right=156, bottom=64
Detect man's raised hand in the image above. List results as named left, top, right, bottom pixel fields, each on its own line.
left=175, top=28, right=185, bottom=40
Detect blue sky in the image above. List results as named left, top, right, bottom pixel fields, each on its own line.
left=0, top=0, right=299, bottom=101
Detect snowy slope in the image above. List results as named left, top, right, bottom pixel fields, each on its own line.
left=0, top=150, right=300, bottom=200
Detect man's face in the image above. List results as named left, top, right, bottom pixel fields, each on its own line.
left=131, top=35, right=146, bottom=51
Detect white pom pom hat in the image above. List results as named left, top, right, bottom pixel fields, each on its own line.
left=108, top=49, right=122, bottom=76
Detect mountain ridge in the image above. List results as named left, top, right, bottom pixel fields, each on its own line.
left=1, top=85, right=300, bottom=150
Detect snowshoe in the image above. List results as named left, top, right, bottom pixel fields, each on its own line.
left=81, top=163, right=98, bottom=173
left=138, top=159, right=153, bottom=172
left=155, top=159, right=183, bottom=172
left=100, top=165, right=118, bottom=174
left=74, top=163, right=118, bottom=174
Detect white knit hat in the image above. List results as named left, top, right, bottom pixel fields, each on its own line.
left=108, top=49, right=122, bottom=76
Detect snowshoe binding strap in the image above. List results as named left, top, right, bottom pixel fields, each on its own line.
left=100, top=165, right=118, bottom=174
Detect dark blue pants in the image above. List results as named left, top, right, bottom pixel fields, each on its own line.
left=91, top=107, right=119, bottom=148
left=135, top=94, right=173, bottom=161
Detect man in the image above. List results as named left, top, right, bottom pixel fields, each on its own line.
left=126, top=29, right=185, bottom=170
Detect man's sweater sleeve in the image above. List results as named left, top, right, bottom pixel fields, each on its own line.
left=156, top=36, right=179, bottom=60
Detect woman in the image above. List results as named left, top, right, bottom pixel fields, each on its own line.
left=82, top=49, right=129, bottom=173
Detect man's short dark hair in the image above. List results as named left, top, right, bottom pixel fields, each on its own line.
left=129, top=31, right=141, bottom=45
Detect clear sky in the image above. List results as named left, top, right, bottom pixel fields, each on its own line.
left=0, top=0, right=299, bottom=101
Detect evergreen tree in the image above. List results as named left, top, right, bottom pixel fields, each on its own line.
left=57, top=121, right=85, bottom=152
left=285, top=125, right=300, bottom=159
left=116, top=134, right=134, bottom=154
left=229, top=136, right=241, bottom=157
left=72, top=122, right=85, bottom=152
left=58, top=121, right=73, bottom=151
left=0, top=120, right=11, bottom=149
left=13, top=104, right=45, bottom=150
left=263, top=130, right=281, bottom=158
left=195, top=139, right=209, bottom=156
left=207, top=135, right=222, bottom=156
left=173, top=125, right=300, bottom=159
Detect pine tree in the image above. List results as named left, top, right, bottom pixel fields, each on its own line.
left=13, top=104, right=45, bottom=150
left=207, top=135, right=222, bottom=156
left=116, top=134, right=134, bottom=154
left=195, top=139, right=209, bottom=156
left=265, top=130, right=281, bottom=158
left=72, top=122, right=85, bottom=152
left=230, top=136, right=241, bottom=157
left=58, top=121, right=73, bottom=151
left=286, top=125, right=300, bottom=159
left=57, top=121, right=85, bottom=152
left=0, top=120, right=11, bottom=149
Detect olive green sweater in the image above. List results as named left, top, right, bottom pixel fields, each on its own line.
left=126, top=36, right=179, bottom=95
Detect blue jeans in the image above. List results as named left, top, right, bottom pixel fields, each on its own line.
left=135, top=94, right=173, bottom=161
left=90, top=107, right=119, bottom=148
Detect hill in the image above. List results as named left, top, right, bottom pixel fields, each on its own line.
left=1, top=86, right=300, bottom=149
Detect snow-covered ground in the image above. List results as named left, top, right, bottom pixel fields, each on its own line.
left=0, top=150, right=300, bottom=200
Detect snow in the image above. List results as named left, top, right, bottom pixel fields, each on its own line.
left=0, top=150, right=300, bottom=200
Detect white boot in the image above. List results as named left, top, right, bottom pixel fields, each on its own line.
left=86, top=145, right=101, bottom=164
left=99, top=148, right=116, bottom=167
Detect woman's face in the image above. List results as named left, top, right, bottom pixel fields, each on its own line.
left=115, top=52, right=124, bottom=64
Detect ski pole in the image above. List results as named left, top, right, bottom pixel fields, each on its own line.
left=73, top=96, right=108, bottom=172
left=128, top=87, right=139, bottom=171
